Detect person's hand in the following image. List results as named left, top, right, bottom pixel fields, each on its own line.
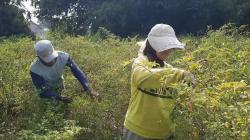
left=183, top=71, right=196, bottom=87
left=87, top=89, right=101, bottom=102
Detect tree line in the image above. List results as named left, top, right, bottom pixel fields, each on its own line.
left=0, top=0, right=29, bottom=37
left=1, top=0, right=250, bottom=37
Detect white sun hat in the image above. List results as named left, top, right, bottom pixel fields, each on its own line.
left=34, top=40, right=58, bottom=63
left=137, top=40, right=146, bottom=56
left=147, top=24, right=185, bottom=52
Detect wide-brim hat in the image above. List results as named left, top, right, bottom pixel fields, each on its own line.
left=147, top=24, right=185, bottom=52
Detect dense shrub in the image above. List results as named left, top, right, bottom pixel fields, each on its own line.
left=0, top=26, right=249, bottom=139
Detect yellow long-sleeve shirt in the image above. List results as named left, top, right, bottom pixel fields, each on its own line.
left=124, top=56, right=185, bottom=139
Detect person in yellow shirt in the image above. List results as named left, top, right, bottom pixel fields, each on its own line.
left=123, top=24, right=195, bottom=140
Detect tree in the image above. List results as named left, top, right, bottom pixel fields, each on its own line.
left=32, top=0, right=102, bottom=34
left=0, top=0, right=29, bottom=37
left=33, top=0, right=250, bottom=36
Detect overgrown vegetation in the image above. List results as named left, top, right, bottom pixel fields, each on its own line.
left=0, top=25, right=249, bottom=139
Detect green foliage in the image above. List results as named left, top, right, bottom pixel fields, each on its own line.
left=170, top=25, right=250, bottom=140
left=0, top=35, right=138, bottom=139
left=33, top=0, right=250, bottom=36
left=0, top=25, right=249, bottom=139
left=93, top=27, right=118, bottom=40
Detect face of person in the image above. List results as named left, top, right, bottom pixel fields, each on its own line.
left=39, top=57, right=57, bottom=66
left=156, top=49, right=173, bottom=61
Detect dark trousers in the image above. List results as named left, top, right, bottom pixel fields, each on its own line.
left=123, top=128, right=174, bottom=140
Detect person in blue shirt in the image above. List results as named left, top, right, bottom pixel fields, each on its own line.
left=30, top=40, right=101, bottom=103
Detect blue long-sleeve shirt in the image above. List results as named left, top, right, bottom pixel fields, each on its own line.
left=30, top=57, right=90, bottom=98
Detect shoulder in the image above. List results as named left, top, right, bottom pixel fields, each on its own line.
left=57, top=51, right=69, bottom=59
left=132, top=56, right=154, bottom=73
left=132, top=56, right=180, bottom=75
left=133, top=56, right=148, bottom=65
left=57, top=51, right=70, bottom=63
left=30, top=58, right=41, bottom=73
left=133, top=56, right=157, bottom=70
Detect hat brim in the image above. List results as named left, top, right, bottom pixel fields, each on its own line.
left=40, top=50, right=58, bottom=63
left=137, top=40, right=147, bottom=56
left=147, top=36, right=185, bottom=52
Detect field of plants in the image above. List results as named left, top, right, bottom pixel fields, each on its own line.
left=0, top=25, right=249, bottom=140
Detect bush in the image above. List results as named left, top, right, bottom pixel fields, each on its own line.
left=0, top=25, right=249, bottom=139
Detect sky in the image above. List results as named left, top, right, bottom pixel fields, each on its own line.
left=21, top=0, right=39, bottom=24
